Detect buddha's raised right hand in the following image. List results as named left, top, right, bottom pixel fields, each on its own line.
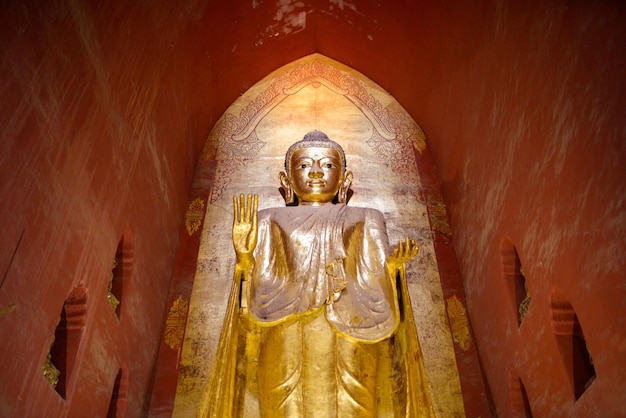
left=233, top=194, right=258, bottom=274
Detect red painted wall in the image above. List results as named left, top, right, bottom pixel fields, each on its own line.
left=1, top=0, right=624, bottom=417
left=427, top=4, right=626, bottom=417
left=0, top=1, right=213, bottom=416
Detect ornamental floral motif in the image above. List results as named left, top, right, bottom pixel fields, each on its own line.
left=426, top=195, right=452, bottom=237
left=43, top=339, right=60, bottom=388
left=185, top=197, right=206, bottom=236
left=165, top=296, right=190, bottom=352
left=446, top=294, right=471, bottom=351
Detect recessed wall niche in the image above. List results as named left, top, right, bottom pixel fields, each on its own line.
left=47, top=282, right=89, bottom=398
left=107, top=363, right=129, bottom=418
left=508, top=371, right=533, bottom=417
left=174, top=54, right=466, bottom=417
left=550, top=289, right=596, bottom=400
left=500, top=238, right=531, bottom=326
left=108, top=232, right=134, bottom=318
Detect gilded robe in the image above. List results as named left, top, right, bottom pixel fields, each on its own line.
left=200, top=204, right=435, bottom=417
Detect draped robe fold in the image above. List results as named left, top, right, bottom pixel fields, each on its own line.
left=251, top=204, right=399, bottom=342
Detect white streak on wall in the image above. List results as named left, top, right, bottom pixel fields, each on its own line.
left=256, top=0, right=307, bottom=45
left=329, top=0, right=358, bottom=13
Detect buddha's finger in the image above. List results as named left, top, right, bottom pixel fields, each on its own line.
left=239, top=194, right=246, bottom=223
left=246, top=194, right=252, bottom=222
left=252, top=195, right=259, bottom=225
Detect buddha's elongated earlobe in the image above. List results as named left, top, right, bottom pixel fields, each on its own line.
left=337, top=171, right=353, bottom=204
left=279, top=171, right=294, bottom=204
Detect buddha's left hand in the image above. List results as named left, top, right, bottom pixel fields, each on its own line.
left=387, top=237, right=419, bottom=272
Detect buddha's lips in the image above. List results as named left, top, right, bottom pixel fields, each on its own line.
left=307, top=180, right=325, bottom=187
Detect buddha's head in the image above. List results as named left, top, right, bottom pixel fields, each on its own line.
left=280, top=131, right=353, bottom=206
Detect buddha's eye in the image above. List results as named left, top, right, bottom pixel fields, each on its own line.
left=300, top=164, right=308, bottom=169
left=324, top=163, right=334, bottom=169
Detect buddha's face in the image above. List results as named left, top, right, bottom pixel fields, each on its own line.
left=288, top=147, right=344, bottom=205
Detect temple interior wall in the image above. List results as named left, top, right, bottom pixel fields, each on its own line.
left=1, top=1, right=623, bottom=417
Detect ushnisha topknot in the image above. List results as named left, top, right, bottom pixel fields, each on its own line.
left=284, top=130, right=347, bottom=176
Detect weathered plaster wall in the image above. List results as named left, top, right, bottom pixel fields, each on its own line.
left=418, top=3, right=626, bottom=417
left=0, top=1, right=214, bottom=416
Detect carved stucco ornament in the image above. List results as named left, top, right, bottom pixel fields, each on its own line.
left=426, top=195, right=452, bottom=237
left=43, top=318, right=61, bottom=388
left=518, top=268, right=531, bottom=324
left=185, top=198, right=206, bottom=236
left=519, top=292, right=531, bottom=324
left=107, top=257, right=120, bottom=312
left=165, top=296, right=190, bottom=354
left=446, top=294, right=471, bottom=351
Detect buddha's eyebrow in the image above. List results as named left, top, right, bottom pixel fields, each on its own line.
left=293, top=155, right=340, bottom=163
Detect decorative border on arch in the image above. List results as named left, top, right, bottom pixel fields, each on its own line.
left=204, top=58, right=427, bottom=203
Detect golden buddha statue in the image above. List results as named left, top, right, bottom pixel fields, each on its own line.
left=199, top=131, right=435, bottom=417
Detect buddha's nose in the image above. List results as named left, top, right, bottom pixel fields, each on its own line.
left=309, top=170, right=324, bottom=179
left=309, top=161, right=324, bottom=179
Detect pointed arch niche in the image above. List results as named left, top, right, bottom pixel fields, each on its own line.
left=171, top=54, right=469, bottom=416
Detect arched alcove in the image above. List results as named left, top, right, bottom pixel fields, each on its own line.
left=107, top=363, right=129, bottom=418
left=108, top=231, right=134, bottom=318
left=501, top=238, right=530, bottom=326
left=47, top=281, right=89, bottom=399
left=171, top=54, right=466, bottom=416
left=550, top=288, right=596, bottom=400
left=508, top=370, right=533, bottom=417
